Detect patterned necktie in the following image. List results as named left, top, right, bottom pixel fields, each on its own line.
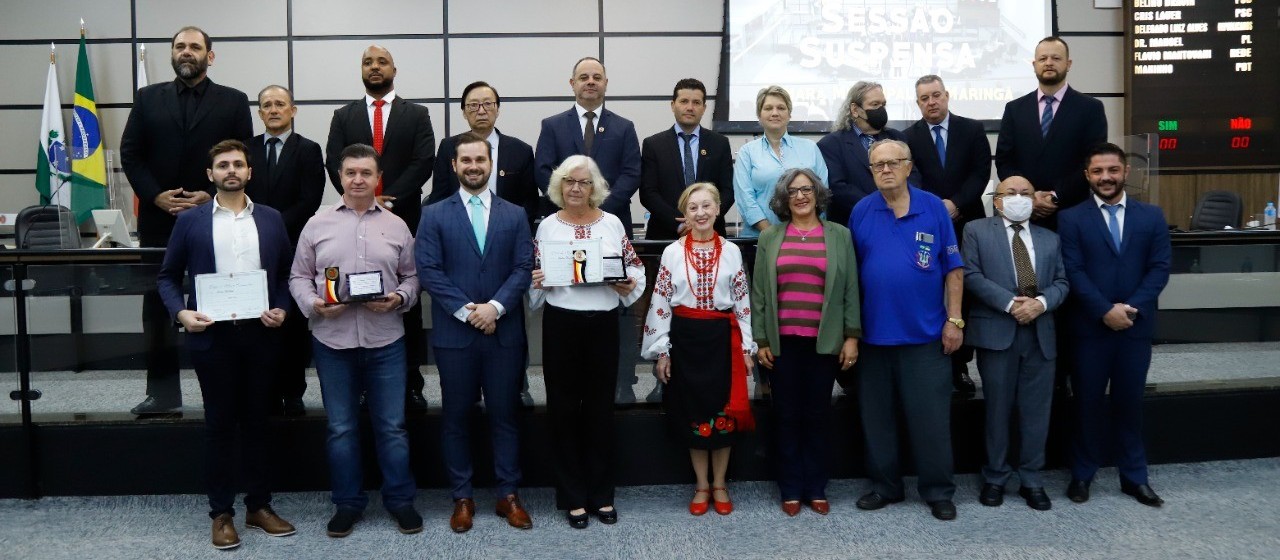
left=1105, top=204, right=1123, bottom=251
left=860, top=133, right=873, bottom=152
left=1040, top=96, right=1055, bottom=137
left=932, top=125, right=946, bottom=167
left=372, top=99, right=386, bottom=196
left=679, top=132, right=696, bottom=186
left=1010, top=224, right=1037, bottom=297
left=469, top=195, right=486, bottom=251
left=265, top=137, right=279, bottom=180
left=583, top=111, right=596, bottom=155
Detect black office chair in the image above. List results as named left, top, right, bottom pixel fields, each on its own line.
left=1189, top=191, right=1243, bottom=230
left=15, top=205, right=81, bottom=249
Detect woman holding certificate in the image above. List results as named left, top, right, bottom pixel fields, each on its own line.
left=530, top=155, right=646, bottom=529
left=641, top=182, right=755, bottom=516
left=750, top=168, right=861, bottom=517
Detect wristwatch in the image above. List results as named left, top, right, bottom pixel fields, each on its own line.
left=947, top=317, right=965, bottom=329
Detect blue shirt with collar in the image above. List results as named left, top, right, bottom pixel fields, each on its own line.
left=849, top=185, right=962, bottom=345
left=732, top=133, right=829, bottom=238
left=673, top=124, right=700, bottom=179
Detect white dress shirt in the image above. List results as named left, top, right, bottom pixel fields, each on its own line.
left=576, top=103, right=603, bottom=140
left=1000, top=217, right=1048, bottom=313
left=1094, top=191, right=1127, bottom=238
left=211, top=194, right=261, bottom=274
left=484, top=129, right=500, bottom=192
left=365, top=91, right=397, bottom=131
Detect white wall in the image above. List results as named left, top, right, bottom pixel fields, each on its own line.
left=0, top=0, right=1124, bottom=224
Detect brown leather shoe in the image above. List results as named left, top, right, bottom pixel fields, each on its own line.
left=211, top=513, right=240, bottom=550
left=450, top=498, right=475, bottom=533
left=495, top=494, right=533, bottom=529
left=245, top=505, right=297, bottom=537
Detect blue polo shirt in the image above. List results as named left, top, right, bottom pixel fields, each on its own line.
left=848, top=186, right=962, bottom=345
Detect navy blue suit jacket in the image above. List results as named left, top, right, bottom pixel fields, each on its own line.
left=534, top=107, right=641, bottom=219
left=415, top=193, right=532, bottom=349
left=1058, top=198, right=1171, bottom=339
left=817, top=127, right=922, bottom=227
left=995, top=86, right=1107, bottom=229
left=156, top=202, right=294, bottom=350
left=904, top=113, right=992, bottom=227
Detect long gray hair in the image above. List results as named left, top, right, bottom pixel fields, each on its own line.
left=832, top=81, right=882, bottom=132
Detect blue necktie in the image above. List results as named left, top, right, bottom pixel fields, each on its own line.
left=469, top=195, right=486, bottom=251
left=1105, top=204, right=1123, bottom=251
left=860, top=133, right=873, bottom=152
left=679, top=132, right=696, bottom=186
left=1040, top=97, right=1055, bottom=137
left=932, top=125, right=946, bottom=167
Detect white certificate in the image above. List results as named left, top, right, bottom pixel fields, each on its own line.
left=541, top=238, right=604, bottom=287
left=194, top=269, right=269, bottom=322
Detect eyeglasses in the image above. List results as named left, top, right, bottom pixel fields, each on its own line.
left=563, top=178, right=593, bottom=190
left=464, top=101, right=497, bottom=113
left=869, top=158, right=910, bottom=171
left=786, top=186, right=815, bottom=198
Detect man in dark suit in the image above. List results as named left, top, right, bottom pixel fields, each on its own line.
left=905, top=74, right=994, bottom=395
left=818, top=81, right=921, bottom=228
left=1058, top=143, right=1171, bottom=508
left=120, top=25, right=252, bottom=415
left=640, top=78, right=734, bottom=240
left=417, top=133, right=534, bottom=533
left=157, top=140, right=295, bottom=549
left=325, top=44, right=436, bottom=410
left=534, top=56, right=641, bottom=221
left=246, top=85, right=324, bottom=416
left=962, top=176, right=1069, bottom=512
left=995, top=36, right=1107, bottom=231
left=427, top=81, right=538, bottom=232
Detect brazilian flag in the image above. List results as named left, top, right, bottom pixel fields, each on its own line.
left=71, top=30, right=106, bottom=223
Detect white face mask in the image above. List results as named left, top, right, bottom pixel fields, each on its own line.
left=1001, top=194, right=1034, bottom=223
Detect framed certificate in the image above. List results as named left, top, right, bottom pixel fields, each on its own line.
left=194, top=270, right=268, bottom=322
left=541, top=238, right=630, bottom=286
left=600, top=256, right=628, bottom=283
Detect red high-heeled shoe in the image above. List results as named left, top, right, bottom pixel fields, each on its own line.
left=689, top=488, right=711, bottom=516
left=712, top=487, right=733, bottom=515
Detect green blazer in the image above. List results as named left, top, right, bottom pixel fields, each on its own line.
left=750, top=220, right=862, bottom=356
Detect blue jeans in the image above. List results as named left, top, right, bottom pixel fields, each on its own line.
left=312, top=336, right=416, bottom=511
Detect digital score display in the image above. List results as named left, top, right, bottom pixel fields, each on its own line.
left=1125, top=0, right=1279, bottom=170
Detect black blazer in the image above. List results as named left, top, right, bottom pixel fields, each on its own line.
left=120, top=78, right=253, bottom=246
left=426, top=129, right=538, bottom=233
left=994, top=86, right=1107, bottom=229
left=325, top=96, right=436, bottom=230
left=904, top=112, right=992, bottom=227
left=246, top=132, right=325, bottom=244
left=816, top=126, right=922, bottom=228
left=639, top=127, right=735, bottom=240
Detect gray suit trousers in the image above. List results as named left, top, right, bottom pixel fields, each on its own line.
left=976, top=324, right=1054, bottom=488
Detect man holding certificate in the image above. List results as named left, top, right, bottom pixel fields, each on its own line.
left=289, top=143, right=422, bottom=538
left=156, top=140, right=296, bottom=550
left=417, top=132, right=534, bottom=532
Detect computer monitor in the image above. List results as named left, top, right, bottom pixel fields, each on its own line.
left=90, top=209, right=139, bottom=248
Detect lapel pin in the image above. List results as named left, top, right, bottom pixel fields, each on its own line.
left=598, top=127, right=605, bottom=133
left=700, top=149, right=707, bottom=156
left=499, top=170, right=506, bottom=177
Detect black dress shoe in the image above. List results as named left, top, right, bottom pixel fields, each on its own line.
left=1066, top=479, right=1091, bottom=503
left=593, top=507, right=618, bottom=524
left=566, top=510, right=589, bottom=529
left=130, top=396, right=181, bottom=415
left=979, top=483, right=1004, bottom=507
left=1018, top=487, right=1052, bottom=511
left=856, top=492, right=904, bottom=511
left=928, top=500, right=957, bottom=521
left=1121, top=483, right=1164, bottom=507
left=405, top=390, right=428, bottom=411
left=952, top=367, right=976, bottom=395
left=282, top=397, right=305, bottom=417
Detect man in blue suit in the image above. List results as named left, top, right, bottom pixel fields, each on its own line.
left=534, top=56, right=641, bottom=221
left=157, top=140, right=296, bottom=549
left=417, top=132, right=534, bottom=533
left=1058, top=143, right=1171, bottom=508
left=818, top=81, right=921, bottom=228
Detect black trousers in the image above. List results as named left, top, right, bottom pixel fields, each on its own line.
left=770, top=336, right=838, bottom=501
left=189, top=322, right=279, bottom=517
left=273, top=297, right=310, bottom=401
left=403, top=300, right=426, bottom=393
left=542, top=305, right=619, bottom=510
left=142, top=288, right=182, bottom=403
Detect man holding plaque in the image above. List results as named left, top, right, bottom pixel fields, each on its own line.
left=156, top=140, right=296, bottom=550
left=290, top=143, right=422, bottom=537
left=417, top=132, right=534, bottom=532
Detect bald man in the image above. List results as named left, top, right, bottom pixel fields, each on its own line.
left=326, top=44, right=436, bottom=410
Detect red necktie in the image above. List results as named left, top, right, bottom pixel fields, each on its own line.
left=372, top=99, right=386, bottom=196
